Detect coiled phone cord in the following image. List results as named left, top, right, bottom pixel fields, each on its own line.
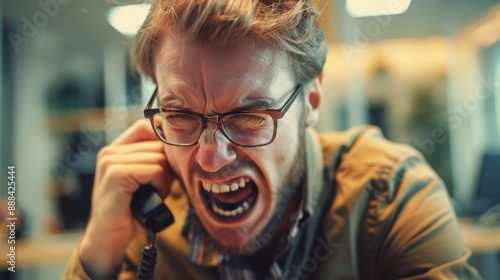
left=136, top=229, right=158, bottom=280
left=129, top=183, right=175, bottom=280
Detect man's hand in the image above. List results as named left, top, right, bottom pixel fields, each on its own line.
left=78, top=120, right=171, bottom=279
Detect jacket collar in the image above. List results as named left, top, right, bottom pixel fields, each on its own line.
left=303, top=127, right=324, bottom=217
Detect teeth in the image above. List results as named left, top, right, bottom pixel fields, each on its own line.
left=210, top=194, right=255, bottom=217
left=220, top=184, right=230, bottom=193
left=203, top=182, right=212, bottom=192
left=238, top=178, right=245, bottom=188
left=212, top=184, right=220, bottom=193
left=202, top=176, right=250, bottom=193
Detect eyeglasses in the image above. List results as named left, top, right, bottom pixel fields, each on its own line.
left=143, top=84, right=303, bottom=147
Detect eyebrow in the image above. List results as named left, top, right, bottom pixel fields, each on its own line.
left=232, top=98, right=278, bottom=111
left=160, top=95, right=185, bottom=109
left=159, top=94, right=279, bottom=112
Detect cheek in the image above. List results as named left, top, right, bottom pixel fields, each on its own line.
left=164, top=146, right=193, bottom=181
left=274, top=126, right=300, bottom=161
left=164, top=147, right=179, bottom=174
left=263, top=126, right=300, bottom=179
left=275, top=150, right=290, bottom=166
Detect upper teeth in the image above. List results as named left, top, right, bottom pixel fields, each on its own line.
left=202, top=176, right=250, bottom=193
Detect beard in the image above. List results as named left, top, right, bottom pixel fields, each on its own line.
left=229, top=143, right=305, bottom=255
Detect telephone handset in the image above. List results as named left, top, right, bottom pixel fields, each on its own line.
left=129, top=184, right=174, bottom=280
left=131, top=184, right=174, bottom=232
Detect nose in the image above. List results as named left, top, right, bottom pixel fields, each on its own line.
left=195, top=125, right=236, bottom=173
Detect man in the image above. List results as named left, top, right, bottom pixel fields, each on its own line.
left=63, top=0, right=482, bottom=279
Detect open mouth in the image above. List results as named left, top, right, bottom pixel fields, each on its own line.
left=200, top=176, right=258, bottom=220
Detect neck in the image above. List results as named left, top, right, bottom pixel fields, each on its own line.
left=246, top=179, right=304, bottom=274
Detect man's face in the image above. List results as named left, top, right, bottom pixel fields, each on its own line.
left=154, top=36, right=308, bottom=255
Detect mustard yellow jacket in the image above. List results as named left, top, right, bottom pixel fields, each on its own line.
left=63, top=126, right=482, bottom=279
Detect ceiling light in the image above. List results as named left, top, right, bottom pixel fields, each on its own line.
left=346, top=0, right=412, bottom=18
left=107, top=4, right=151, bottom=37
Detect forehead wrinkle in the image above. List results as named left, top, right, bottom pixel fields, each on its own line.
left=155, top=37, right=206, bottom=107
left=158, top=78, right=204, bottom=109
left=198, top=67, right=281, bottom=114
left=198, top=39, right=280, bottom=89
left=203, top=70, right=267, bottom=81
left=201, top=66, right=276, bottom=95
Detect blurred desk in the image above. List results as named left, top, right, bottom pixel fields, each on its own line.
left=459, top=219, right=500, bottom=280
left=1, top=232, right=82, bottom=268
left=459, top=220, right=500, bottom=253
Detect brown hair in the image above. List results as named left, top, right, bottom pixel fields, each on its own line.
left=133, top=0, right=327, bottom=83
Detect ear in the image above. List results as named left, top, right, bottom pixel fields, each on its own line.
left=304, top=72, right=323, bottom=128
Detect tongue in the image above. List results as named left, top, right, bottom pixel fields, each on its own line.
left=212, top=182, right=255, bottom=204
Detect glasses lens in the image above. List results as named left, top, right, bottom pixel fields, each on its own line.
left=153, top=112, right=203, bottom=145
left=221, top=113, right=275, bottom=146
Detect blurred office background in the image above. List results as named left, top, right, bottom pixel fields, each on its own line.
left=0, top=0, right=499, bottom=279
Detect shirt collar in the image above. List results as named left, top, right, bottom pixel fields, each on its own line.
left=304, top=127, right=324, bottom=217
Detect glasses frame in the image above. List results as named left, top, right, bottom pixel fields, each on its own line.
left=143, top=84, right=303, bottom=147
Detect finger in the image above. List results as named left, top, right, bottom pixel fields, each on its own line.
left=99, top=163, right=169, bottom=199
left=95, top=152, right=167, bottom=182
left=111, top=119, right=159, bottom=145
left=99, top=141, right=164, bottom=160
